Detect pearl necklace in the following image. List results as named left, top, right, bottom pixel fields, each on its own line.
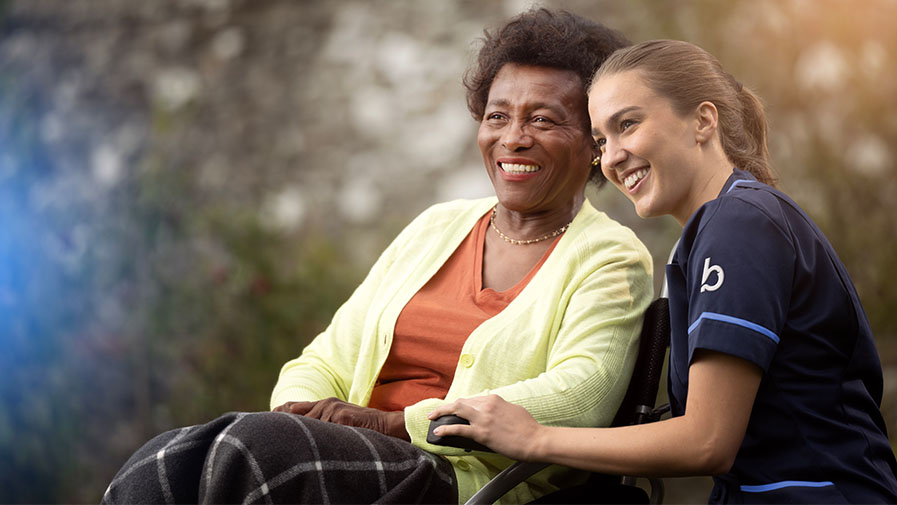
left=489, top=207, right=573, bottom=246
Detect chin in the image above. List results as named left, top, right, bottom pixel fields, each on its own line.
left=634, top=204, right=656, bottom=219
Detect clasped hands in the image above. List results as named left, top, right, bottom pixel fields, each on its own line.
left=273, top=397, right=410, bottom=440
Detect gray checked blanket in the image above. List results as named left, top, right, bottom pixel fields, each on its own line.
left=102, top=411, right=457, bottom=504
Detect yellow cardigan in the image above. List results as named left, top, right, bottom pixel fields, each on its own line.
left=270, top=197, right=653, bottom=504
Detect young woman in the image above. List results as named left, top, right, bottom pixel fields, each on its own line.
left=429, top=40, right=897, bottom=504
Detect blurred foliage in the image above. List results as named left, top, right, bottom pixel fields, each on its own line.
left=0, top=0, right=895, bottom=502
left=0, top=59, right=362, bottom=501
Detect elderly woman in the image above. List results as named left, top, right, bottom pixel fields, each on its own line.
left=102, top=9, right=651, bottom=505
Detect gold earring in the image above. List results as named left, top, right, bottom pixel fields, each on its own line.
left=591, top=156, right=601, bottom=167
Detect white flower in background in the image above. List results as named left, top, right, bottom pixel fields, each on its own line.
left=404, top=101, right=473, bottom=171
left=845, top=135, right=890, bottom=178
left=92, top=143, right=123, bottom=188
left=338, top=176, right=383, bottom=225
left=795, top=41, right=848, bottom=92
left=262, top=186, right=306, bottom=231
left=211, top=27, right=245, bottom=61
left=152, top=67, right=201, bottom=110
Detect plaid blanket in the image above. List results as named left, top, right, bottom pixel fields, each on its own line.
left=102, top=412, right=457, bottom=504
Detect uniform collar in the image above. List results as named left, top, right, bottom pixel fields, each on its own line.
left=718, top=168, right=758, bottom=197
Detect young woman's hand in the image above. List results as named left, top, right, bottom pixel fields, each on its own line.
left=273, top=398, right=409, bottom=440
left=428, top=394, right=544, bottom=461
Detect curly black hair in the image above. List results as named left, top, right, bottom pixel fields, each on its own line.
left=464, top=8, right=629, bottom=184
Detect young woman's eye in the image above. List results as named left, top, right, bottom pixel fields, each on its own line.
left=620, top=119, right=636, bottom=131
left=596, top=138, right=607, bottom=150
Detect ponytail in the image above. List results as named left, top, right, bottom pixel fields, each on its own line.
left=732, top=87, right=775, bottom=186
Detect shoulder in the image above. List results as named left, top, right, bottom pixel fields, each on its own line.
left=676, top=184, right=802, bottom=281
left=685, top=184, right=794, bottom=249
left=565, top=200, right=653, bottom=274
left=580, top=200, right=648, bottom=248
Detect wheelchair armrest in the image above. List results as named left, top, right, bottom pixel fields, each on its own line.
left=428, top=416, right=550, bottom=504
left=426, top=415, right=494, bottom=453
left=464, top=461, right=550, bottom=505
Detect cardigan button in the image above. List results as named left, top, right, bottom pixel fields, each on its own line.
left=455, top=459, right=470, bottom=471
left=459, top=354, right=474, bottom=368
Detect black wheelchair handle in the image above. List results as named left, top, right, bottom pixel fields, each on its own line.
left=426, top=415, right=494, bottom=453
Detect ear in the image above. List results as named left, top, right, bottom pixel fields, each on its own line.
left=591, top=138, right=602, bottom=161
left=693, top=101, right=719, bottom=144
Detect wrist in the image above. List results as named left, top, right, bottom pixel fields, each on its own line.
left=388, top=410, right=411, bottom=441
left=524, top=424, right=549, bottom=462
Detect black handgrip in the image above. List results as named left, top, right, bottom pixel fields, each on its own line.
left=611, top=297, right=671, bottom=427
left=426, top=415, right=493, bottom=452
left=634, top=297, right=670, bottom=408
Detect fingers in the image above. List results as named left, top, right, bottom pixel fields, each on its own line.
left=427, top=395, right=500, bottom=437
left=303, top=397, right=343, bottom=421
left=427, top=399, right=477, bottom=422
left=271, top=399, right=335, bottom=417
left=428, top=394, right=504, bottom=420
left=427, top=401, right=461, bottom=421
left=433, top=422, right=475, bottom=438
left=286, top=400, right=321, bottom=416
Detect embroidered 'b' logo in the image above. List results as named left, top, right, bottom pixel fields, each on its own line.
left=700, top=257, right=724, bottom=292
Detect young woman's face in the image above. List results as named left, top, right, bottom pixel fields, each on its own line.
left=588, top=70, right=703, bottom=223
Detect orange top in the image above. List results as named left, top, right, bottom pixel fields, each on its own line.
left=367, top=210, right=561, bottom=411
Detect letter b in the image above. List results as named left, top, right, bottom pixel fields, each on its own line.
left=700, top=257, right=725, bottom=293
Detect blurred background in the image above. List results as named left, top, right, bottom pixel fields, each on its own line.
left=0, top=0, right=895, bottom=502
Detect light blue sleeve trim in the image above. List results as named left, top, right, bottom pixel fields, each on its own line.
left=687, top=312, right=780, bottom=344
left=726, top=179, right=755, bottom=193
left=740, top=480, right=835, bottom=492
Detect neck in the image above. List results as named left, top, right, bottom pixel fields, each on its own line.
left=673, top=160, right=733, bottom=227
left=495, top=194, right=584, bottom=239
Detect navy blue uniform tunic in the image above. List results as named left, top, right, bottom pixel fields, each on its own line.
left=666, top=169, right=897, bottom=503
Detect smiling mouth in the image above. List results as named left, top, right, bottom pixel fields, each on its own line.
left=500, top=162, right=541, bottom=174
left=624, top=168, right=648, bottom=190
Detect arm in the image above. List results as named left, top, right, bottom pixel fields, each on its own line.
left=429, top=349, right=761, bottom=477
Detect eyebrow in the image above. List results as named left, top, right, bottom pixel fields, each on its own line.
left=486, top=98, right=567, bottom=118
left=592, top=105, right=641, bottom=136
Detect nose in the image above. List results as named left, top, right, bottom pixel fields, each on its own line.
left=601, top=137, right=627, bottom=171
left=500, top=120, right=534, bottom=151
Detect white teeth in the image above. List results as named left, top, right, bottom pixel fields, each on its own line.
left=623, top=169, right=648, bottom=190
left=500, top=163, right=540, bottom=173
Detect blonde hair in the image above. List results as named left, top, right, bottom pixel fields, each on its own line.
left=592, top=40, right=776, bottom=186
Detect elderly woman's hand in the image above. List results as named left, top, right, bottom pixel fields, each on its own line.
left=273, top=397, right=410, bottom=441
left=427, top=395, right=545, bottom=461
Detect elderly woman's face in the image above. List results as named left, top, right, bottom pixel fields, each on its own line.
left=478, top=63, right=595, bottom=214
